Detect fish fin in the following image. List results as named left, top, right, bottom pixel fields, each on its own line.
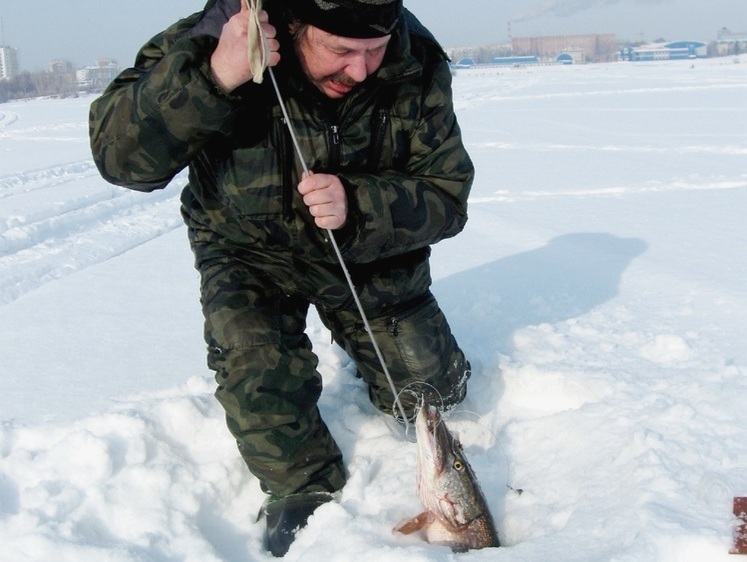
left=394, top=511, right=432, bottom=535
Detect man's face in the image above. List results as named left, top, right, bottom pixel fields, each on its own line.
left=294, top=25, right=391, bottom=99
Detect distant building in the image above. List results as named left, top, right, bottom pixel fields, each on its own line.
left=492, top=55, right=539, bottom=66
left=454, top=57, right=476, bottom=67
left=77, top=58, right=120, bottom=90
left=49, top=59, right=75, bottom=74
left=511, top=34, right=618, bottom=63
left=0, top=45, right=19, bottom=80
left=717, top=27, right=747, bottom=42
left=714, top=27, right=747, bottom=56
left=448, top=43, right=513, bottom=66
left=620, top=41, right=707, bottom=61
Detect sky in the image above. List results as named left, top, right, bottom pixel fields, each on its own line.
left=0, top=0, right=745, bottom=71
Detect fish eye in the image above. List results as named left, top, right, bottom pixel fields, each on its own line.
left=453, top=460, right=464, bottom=471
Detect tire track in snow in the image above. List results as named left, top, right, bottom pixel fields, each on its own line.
left=468, top=141, right=747, bottom=156
left=0, top=160, right=101, bottom=197
left=469, top=178, right=747, bottom=204
left=1, top=186, right=162, bottom=254
left=0, top=110, right=20, bottom=130
left=0, top=160, right=187, bottom=305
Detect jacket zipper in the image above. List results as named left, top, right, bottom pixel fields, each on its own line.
left=387, top=293, right=434, bottom=337
left=368, top=109, right=389, bottom=172
left=329, top=124, right=342, bottom=169
left=279, top=116, right=293, bottom=221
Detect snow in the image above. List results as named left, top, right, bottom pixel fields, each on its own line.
left=1, top=57, right=746, bottom=561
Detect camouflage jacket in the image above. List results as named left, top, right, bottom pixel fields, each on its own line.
left=89, top=2, right=474, bottom=272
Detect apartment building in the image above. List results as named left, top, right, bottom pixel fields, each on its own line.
left=0, top=45, right=19, bottom=79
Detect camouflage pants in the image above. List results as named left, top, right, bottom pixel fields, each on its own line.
left=192, top=235, right=470, bottom=497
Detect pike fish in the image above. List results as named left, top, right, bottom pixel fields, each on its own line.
left=395, top=404, right=500, bottom=552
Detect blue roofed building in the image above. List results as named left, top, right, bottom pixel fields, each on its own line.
left=620, top=41, right=707, bottom=61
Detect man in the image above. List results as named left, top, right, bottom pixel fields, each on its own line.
left=90, top=0, right=474, bottom=556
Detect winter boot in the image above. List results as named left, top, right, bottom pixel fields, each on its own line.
left=259, top=492, right=334, bottom=557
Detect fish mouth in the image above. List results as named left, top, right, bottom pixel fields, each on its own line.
left=416, top=404, right=451, bottom=475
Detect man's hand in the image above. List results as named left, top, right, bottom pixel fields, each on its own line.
left=298, top=172, right=349, bottom=230
left=210, top=2, right=280, bottom=93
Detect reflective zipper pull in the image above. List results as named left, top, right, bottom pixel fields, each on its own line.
left=329, top=124, right=342, bottom=167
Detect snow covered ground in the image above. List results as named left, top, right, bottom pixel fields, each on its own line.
left=1, top=56, right=746, bottom=561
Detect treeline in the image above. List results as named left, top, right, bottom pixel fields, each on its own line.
left=0, top=70, right=82, bottom=103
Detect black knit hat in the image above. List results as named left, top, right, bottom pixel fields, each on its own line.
left=291, top=0, right=403, bottom=38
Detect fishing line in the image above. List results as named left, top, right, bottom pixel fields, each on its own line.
left=394, top=382, right=446, bottom=421
left=244, top=0, right=412, bottom=439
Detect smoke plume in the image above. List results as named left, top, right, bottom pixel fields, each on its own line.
left=512, top=0, right=670, bottom=23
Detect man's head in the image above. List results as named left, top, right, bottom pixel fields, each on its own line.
left=289, top=0, right=402, bottom=98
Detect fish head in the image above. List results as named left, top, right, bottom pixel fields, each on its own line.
left=414, top=404, right=486, bottom=529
